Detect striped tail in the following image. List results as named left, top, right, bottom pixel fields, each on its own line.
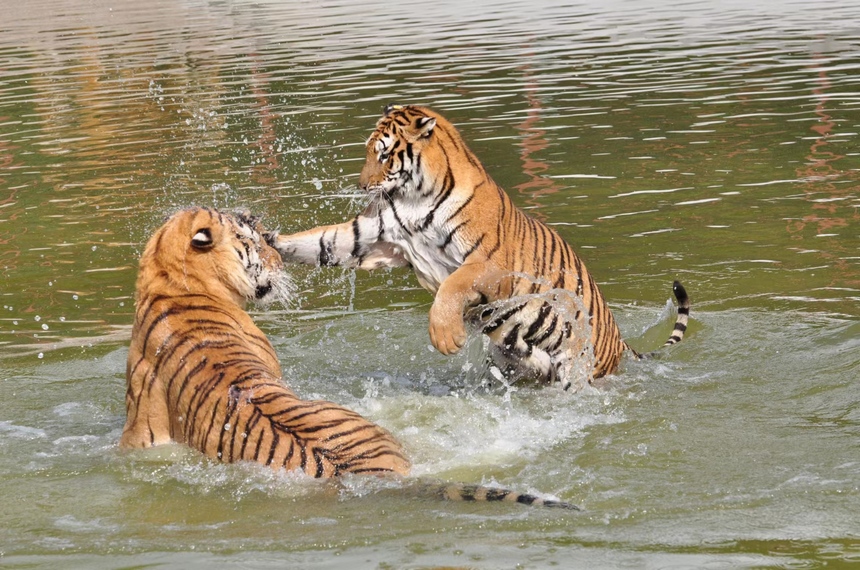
left=662, top=280, right=690, bottom=347
left=418, top=480, right=580, bottom=510
left=628, top=280, right=691, bottom=359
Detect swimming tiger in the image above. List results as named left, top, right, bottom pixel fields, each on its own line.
left=121, top=206, right=575, bottom=508
left=267, top=104, right=690, bottom=391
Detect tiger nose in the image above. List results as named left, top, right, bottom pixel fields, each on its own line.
left=358, top=163, right=371, bottom=191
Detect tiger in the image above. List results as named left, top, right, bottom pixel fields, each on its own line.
left=267, top=104, right=690, bottom=391
left=120, top=206, right=575, bottom=508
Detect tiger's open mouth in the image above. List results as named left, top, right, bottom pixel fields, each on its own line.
left=255, top=284, right=273, bottom=299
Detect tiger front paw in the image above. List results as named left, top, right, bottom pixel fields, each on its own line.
left=263, top=231, right=300, bottom=263
left=428, top=300, right=467, bottom=355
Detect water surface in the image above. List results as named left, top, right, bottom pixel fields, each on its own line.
left=1, top=0, right=858, bottom=567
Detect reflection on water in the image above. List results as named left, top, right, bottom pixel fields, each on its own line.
left=0, top=0, right=859, bottom=567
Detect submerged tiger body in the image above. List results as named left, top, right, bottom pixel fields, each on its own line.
left=121, top=207, right=574, bottom=508
left=270, top=104, right=690, bottom=390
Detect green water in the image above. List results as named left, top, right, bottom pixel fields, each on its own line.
left=1, top=0, right=858, bottom=567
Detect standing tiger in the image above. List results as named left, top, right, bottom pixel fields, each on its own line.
left=121, top=207, right=574, bottom=508
left=268, top=104, right=690, bottom=391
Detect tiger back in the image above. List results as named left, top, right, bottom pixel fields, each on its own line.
left=120, top=207, right=410, bottom=477
left=269, top=105, right=690, bottom=390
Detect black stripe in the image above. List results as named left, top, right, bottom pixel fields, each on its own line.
left=462, top=233, right=485, bottom=259
left=350, top=217, right=362, bottom=259
left=283, top=437, right=296, bottom=469
left=237, top=409, right=261, bottom=460
left=186, top=370, right=226, bottom=441
left=531, top=313, right=559, bottom=346
left=198, top=398, right=221, bottom=455
left=441, top=220, right=468, bottom=250
left=503, top=324, right=526, bottom=355
left=382, top=192, right=412, bottom=236
left=459, top=485, right=477, bottom=501
left=444, top=192, right=474, bottom=225
left=484, top=488, right=512, bottom=502
left=171, top=356, right=209, bottom=412
left=299, top=441, right=308, bottom=473
left=266, top=430, right=279, bottom=466
left=314, top=449, right=326, bottom=478
left=548, top=321, right=572, bottom=353
left=545, top=227, right=557, bottom=278
left=252, top=426, right=264, bottom=461
left=349, top=467, right=399, bottom=475
left=555, top=241, right=572, bottom=289
left=483, top=302, right=528, bottom=334
left=572, top=254, right=585, bottom=298
left=318, top=233, right=334, bottom=266
left=523, top=302, right=553, bottom=341
left=516, top=494, right=537, bottom=506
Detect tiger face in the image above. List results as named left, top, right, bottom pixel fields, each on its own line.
left=139, top=207, right=290, bottom=307
left=359, top=104, right=438, bottom=197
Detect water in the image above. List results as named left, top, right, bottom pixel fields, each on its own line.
left=1, top=0, right=859, bottom=567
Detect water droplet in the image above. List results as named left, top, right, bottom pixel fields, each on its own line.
left=37, top=353, right=44, bottom=359
left=224, top=423, right=231, bottom=431
left=72, top=295, right=79, bottom=300
left=34, top=315, right=41, bottom=322
left=92, top=245, right=97, bottom=251
left=41, top=324, right=48, bottom=330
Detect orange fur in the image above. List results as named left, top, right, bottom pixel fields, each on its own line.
left=271, top=105, right=689, bottom=389
left=121, top=207, right=410, bottom=477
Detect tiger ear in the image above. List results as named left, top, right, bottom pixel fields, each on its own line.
left=191, top=227, right=214, bottom=250
left=384, top=103, right=403, bottom=115
left=415, top=116, right=436, bottom=138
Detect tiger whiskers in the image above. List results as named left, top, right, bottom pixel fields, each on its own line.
left=255, top=266, right=295, bottom=308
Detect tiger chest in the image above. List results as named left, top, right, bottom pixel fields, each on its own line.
left=395, top=228, right=461, bottom=294
left=381, top=204, right=463, bottom=294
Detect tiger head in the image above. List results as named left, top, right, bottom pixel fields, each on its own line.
left=360, top=104, right=465, bottom=198
left=137, top=207, right=291, bottom=307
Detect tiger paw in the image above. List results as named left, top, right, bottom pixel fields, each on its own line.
left=428, top=301, right=467, bottom=355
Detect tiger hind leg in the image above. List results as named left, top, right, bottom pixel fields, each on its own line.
left=486, top=343, right=579, bottom=390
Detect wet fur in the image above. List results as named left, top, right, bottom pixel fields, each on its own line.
left=120, top=207, right=409, bottom=476
left=121, top=207, right=577, bottom=508
left=270, top=105, right=690, bottom=390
